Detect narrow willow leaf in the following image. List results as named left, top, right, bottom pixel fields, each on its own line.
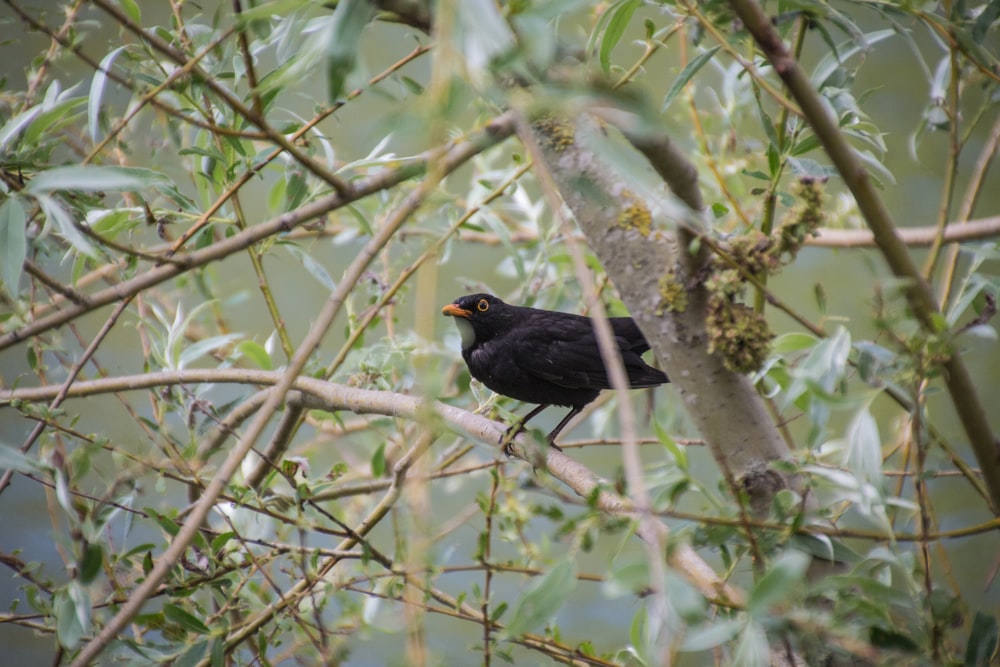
left=747, top=549, right=810, bottom=617
left=681, top=618, right=742, bottom=651
left=323, top=0, right=373, bottom=103
left=811, top=29, right=895, bottom=91
left=0, top=197, right=27, bottom=296
left=599, top=0, right=641, bottom=73
left=457, top=0, right=517, bottom=73
left=662, top=46, right=720, bottom=112
left=27, top=165, right=170, bottom=194
left=283, top=243, right=336, bottom=290
left=964, top=611, right=999, bottom=667
left=499, top=557, right=577, bottom=639
left=164, top=603, right=212, bottom=635
left=0, top=105, right=43, bottom=155
left=89, top=46, right=127, bottom=144
left=0, top=442, right=47, bottom=474
left=844, top=402, right=882, bottom=484
left=35, top=194, right=98, bottom=258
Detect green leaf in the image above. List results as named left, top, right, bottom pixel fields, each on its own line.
left=662, top=46, right=720, bottom=111
left=283, top=243, right=336, bottom=290
left=811, top=29, right=896, bottom=91
left=176, top=332, right=243, bottom=370
left=54, top=587, right=88, bottom=650
left=499, top=557, right=577, bottom=639
left=681, top=618, right=742, bottom=651
left=23, top=96, right=88, bottom=147
left=119, top=0, right=141, bottom=23
left=0, top=443, right=47, bottom=474
left=164, top=603, right=211, bottom=635
left=965, top=611, right=999, bottom=667
left=35, top=194, right=98, bottom=258
left=371, top=442, right=386, bottom=477
left=973, top=1, right=1000, bottom=43
left=710, top=202, right=728, bottom=218
left=772, top=332, right=818, bottom=354
left=0, top=196, right=27, bottom=296
left=78, top=542, right=104, bottom=584
left=27, top=165, right=170, bottom=194
left=843, top=402, right=882, bottom=483
left=236, top=340, right=273, bottom=370
left=87, top=207, right=143, bottom=239
left=89, top=46, right=128, bottom=145
left=235, top=0, right=307, bottom=24
left=599, top=0, right=641, bottom=73
left=148, top=508, right=181, bottom=537
left=747, top=549, right=810, bottom=617
left=323, top=0, right=373, bottom=103
left=457, top=0, right=517, bottom=74
left=174, top=639, right=210, bottom=667
left=733, top=619, right=770, bottom=667
left=0, top=105, right=43, bottom=155
left=869, top=625, right=920, bottom=652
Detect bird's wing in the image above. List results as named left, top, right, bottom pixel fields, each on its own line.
left=511, top=316, right=659, bottom=390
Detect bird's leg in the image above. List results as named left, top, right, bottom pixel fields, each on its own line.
left=500, top=404, right=550, bottom=456
left=544, top=406, right=583, bottom=450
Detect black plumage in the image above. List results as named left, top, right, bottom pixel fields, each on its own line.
left=442, top=293, right=668, bottom=447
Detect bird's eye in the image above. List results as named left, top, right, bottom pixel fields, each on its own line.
left=477, top=299, right=489, bottom=312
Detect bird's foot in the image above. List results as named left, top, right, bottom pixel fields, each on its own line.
left=499, top=423, right=562, bottom=456
left=499, top=423, right=524, bottom=457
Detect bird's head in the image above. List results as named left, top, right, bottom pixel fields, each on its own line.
left=441, top=293, right=514, bottom=349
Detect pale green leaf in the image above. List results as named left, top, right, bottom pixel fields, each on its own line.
left=323, top=0, right=373, bottom=103
left=662, top=46, right=720, bottom=112
left=0, top=105, right=43, bottom=156
left=35, top=194, right=98, bottom=258
left=27, top=165, right=170, bottom=194
left=89, top=46, right=128, bottom=144
left=0, top=443, right=47, bottom=474
left=499, top=557, right=577, bottom=639
left=0, top=197, right=27, bottom=296
left=748, top=549, right=810, bottom=617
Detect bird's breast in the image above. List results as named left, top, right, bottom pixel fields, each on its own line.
left=451, top=317, right=477, bottom=351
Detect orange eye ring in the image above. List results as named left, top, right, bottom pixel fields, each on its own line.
left=477, top=299, right=489, bottom=312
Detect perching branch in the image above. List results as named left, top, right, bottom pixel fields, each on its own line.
left=0, top=369, right=743, bottom=607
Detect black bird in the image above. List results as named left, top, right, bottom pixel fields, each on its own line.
left=442, top=293, right=668, bottom=448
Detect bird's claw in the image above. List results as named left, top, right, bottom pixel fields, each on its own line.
left=499, top=422, right=561, bottom=456
left=499, top=423, right=523, bottom=457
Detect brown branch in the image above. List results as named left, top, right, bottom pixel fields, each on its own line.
left=810, top=215, right=1000, bottom=248
left=1, top=367, right=743, bottom=609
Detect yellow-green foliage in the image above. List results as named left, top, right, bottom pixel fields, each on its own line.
left=777, top=177, right=825, bottom=258
left=705, top=300, right=772, bottom=374
left=698, top=178, right=825, bottom=373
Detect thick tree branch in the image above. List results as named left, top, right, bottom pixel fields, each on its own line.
left=525, top=112, right=793, bottom=512
left=0, top=369, right=742, bottom=607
